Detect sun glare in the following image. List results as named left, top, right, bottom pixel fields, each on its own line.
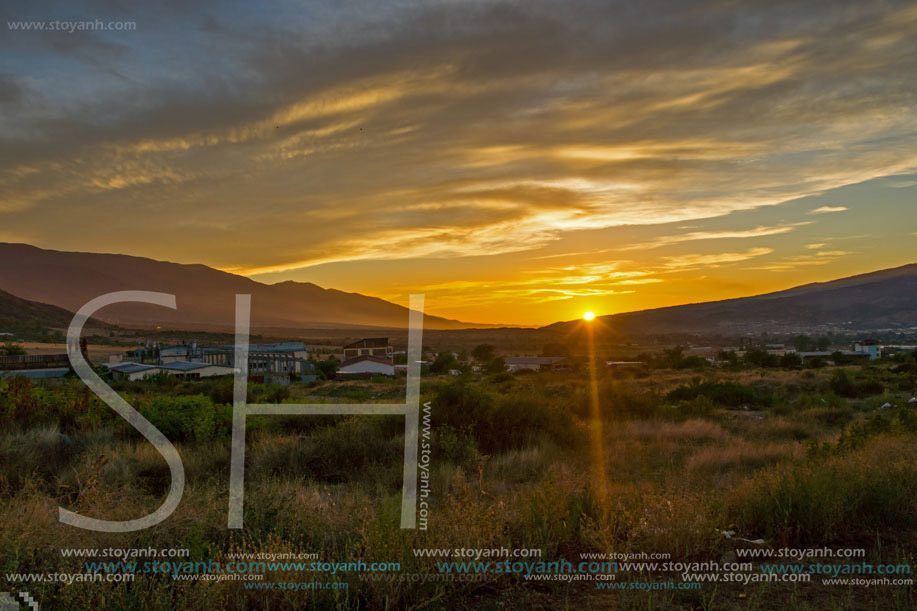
left=583, top=311, right=595, bottom=321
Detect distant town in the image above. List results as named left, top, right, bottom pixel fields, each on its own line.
left=2, top=331, right=915, bottom=383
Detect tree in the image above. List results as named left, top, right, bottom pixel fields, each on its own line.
left=430, top=351, right=458, bottom=374
left=793, top=335, right=816, bottom=352
left=744, top=349, right=778, bottom=368
left=483, top=356, right=506, bottom=374
left=472, top=344, right=496, bottom=363
left=313, top=357, right=339, bottom=380
left=658, top=345, right=686, bottom=368
left=816, top=336, right=831, bottom=351
left=780, top=353, right=802, bottom=369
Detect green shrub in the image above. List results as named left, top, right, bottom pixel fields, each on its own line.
left=729, top=436, right=917, bottom=544
left=251, top=417, right=401, bottom=483
left=434, top=381, right=575, bottom=453
left=596, top=381, right=663, bottom=419
left=0, top=427, right=77, bottom=493
left=829, top=369, right=884, bottom=398
left=666, top=379, right=771, bottom=408
left=136, top=394, right=222, bottom=442
left=436, top=424, right=479, bottom=467
left=248, top=383, right=291, bottom=403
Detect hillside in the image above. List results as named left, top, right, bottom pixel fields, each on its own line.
left=0, top=289, right=108, bottom=338
left=0, top=243, right=492, bottom=331
left=545, top=263, right=917, bottom=335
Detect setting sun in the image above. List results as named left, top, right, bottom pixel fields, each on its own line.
left=583, top=311, right=595, bottom=321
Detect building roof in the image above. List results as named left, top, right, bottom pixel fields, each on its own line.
left=210, top=341, right=307, bottom=353
left=340, top=354, right=394, bottom=367
left=0, top=367, right=70, bottom=379
left=160, top=361, right=218, bottom=372
left=343, top=338, right=389, bottom=349
left=248, top=342, right=307, bottom=352
left=109, top=361, right=234, bottom=374
left=503, top=357, right=566, bottom=365
left=109, top=362, right=159, bottom=374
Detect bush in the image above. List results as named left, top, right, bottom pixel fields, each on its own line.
left=251, top=417, right=402, bottom=483
left=0, top=427, right=77, bottom=494
left=666, top=379, right=771, bottom=408
left=248, top=383, right=291, bottom=403
left=596, top=381, right=664, bottom=419
left=437, top=424, right=479, bottom=467
left=434, top=381, right=575, bottom=453
left=728, top=436, right=917, bottom=544
left=828, top=369, right=884, bottom=398
left=136, top=394, right=223, bottom=442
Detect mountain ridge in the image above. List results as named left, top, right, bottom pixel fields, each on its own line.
left=0, top=243, right=498, bottom=331
left=543, top=262, right=917, bottom=334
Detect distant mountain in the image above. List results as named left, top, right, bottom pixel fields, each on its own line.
left=0, top=289, right=108, bottom=337
left=0, top=243, right=491, bottom=331
left=544, top=263, right=917, bottom=335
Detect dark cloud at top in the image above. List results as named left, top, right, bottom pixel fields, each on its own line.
left=0, top=0, right=914, bottom=280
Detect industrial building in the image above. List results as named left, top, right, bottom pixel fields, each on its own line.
left=343, top=338, right=393, bottom=360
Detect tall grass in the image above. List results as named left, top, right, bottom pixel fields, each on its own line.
left=727, top=436, right=917, bottom=544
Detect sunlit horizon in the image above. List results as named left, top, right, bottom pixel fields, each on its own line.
left=2, top=1, right=915, bottom=326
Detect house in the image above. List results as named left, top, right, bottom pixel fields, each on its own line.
left=503, top=356, right=567, bottom=372
left=343, top=338, right=392, bottom=360
left=853, top=339, right=881, bottom=360
left=108, top=362, right=164, bottom=381
left=338, top=355, right=395, bottom=376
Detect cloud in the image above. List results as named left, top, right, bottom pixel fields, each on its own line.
left=809, top=206, right=849, bottom=214
left=619, top=223, right=806, bottom=251
left=662, top=247, right=774, bottom=269
left=0, top=0, right=915, bottom=280
left=749, top=248, right=851, bottom=271
left=390, top=259, right=660, bottom=309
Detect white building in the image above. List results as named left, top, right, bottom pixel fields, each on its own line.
left=338, top=355, right=395, bottom=376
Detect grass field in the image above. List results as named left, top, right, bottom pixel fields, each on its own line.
left=2, top=352, right=916, bottom=609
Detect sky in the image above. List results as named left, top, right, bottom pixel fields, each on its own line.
left=1, top=0, right=915, bottom=326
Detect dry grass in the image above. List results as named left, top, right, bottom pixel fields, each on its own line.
left=685, top=440, right=802, bottom=475
left=626, top=419, right=733, bottom=444
left=2, top=364, right=916, bottom=609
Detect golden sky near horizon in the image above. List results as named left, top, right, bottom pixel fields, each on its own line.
left=1, top=1, right=916, bottom=325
